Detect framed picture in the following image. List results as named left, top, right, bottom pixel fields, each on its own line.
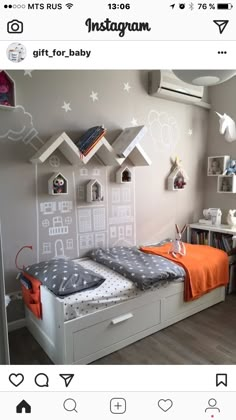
left=217, top=175, right=236, bottom=193
left=207, top=155, right=230, bottom=176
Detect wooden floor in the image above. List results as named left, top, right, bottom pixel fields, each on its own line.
left=9, top=294, right=236, bottom=365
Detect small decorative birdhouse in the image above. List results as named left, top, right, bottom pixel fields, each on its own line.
left=48, top=172, right=68, bottom=195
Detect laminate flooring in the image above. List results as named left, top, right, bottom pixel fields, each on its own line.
left=8, top=294, right=236, bottom=365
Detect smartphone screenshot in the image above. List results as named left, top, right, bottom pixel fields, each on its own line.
left=0, top=0, right=236, bottom=418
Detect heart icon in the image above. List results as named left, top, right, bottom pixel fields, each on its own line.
left=158, top=399, right=173, bottom=412
left=9, top=373, right=24, bottom=387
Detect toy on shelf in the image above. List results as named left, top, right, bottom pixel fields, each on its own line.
left=48, top=172, right=68, bottom=195
left=169, top=224, right=187, bottom=258
left=223, top=159, right=236, bottom=175
left=199, top=208, right=222, bottom=226
left=167, top=157, right=189, bottom=191
left=227, top=209, right=236, bottom=228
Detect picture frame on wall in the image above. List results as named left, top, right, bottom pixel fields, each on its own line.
left=217, top=174, right=236, bottom=193
left=207, top=155, right=230, bottom=176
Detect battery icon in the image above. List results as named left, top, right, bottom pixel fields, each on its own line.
left=217, top=3, right=233, bottom=9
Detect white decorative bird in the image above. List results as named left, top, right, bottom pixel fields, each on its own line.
left=227, top=209, right=236, bottom=228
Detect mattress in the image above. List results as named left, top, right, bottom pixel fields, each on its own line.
left=61, top=258, right=184, bottom=321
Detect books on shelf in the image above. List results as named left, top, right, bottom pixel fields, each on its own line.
left=212, top=232, right=233, bottom=253
left=75, top=126, right=106, bottom=156
left=191, top=229, right=209, bottom=245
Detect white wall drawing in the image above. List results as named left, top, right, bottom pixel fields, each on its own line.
left=125, top=225, right=132, bottom=237
left=110, top=205, right=133, bottom=224
left=95, top=233, right=106, bottom=248
left=78, top=186, right=85, bottom=200
left=118, top=225, right=125, bottom=239
left=55, top=239, right=65, bottom=257
left=148, top=110, right=179, bottom=151
left=66, top=239, right=74, bottom=250
left=80, top=168, right=88, bottom=176
left=93, top=207, right=106, bottom=231
left=42, top=219, right=50, bottom=228
left=58, top=201, right=73, bottom=213
left=65, top=216, right=72, bottom=225
left=79, top=233, right=94, bottom=249
left=42, top=242, right=52, bottom=254
left=40, top=202, right=57, bottom=215
left=49, top=155, right=60, bottom=168
left=122, top=188, right=131, bottom=202
left=78, top=208, right=92, bottom=232
left=0, top=105, right=45, bottom=151
left=49, top=217, right=69, bottom=236
left=112, top=188, right=121, bottom=203
left=92, top=168, right=100, bottom=176
left=110, top=226, right=117, bottom=238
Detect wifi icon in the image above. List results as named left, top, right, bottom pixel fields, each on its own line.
left=66, top=3, right=73, bottom=8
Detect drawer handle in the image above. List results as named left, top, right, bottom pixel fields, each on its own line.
left=111, top=313, right=133, bottom=325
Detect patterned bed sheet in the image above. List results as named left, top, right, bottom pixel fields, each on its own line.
left=60, top=259, right=184, bottom=321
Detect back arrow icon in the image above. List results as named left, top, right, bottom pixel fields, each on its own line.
left=213, top=20, right=229, bottom=34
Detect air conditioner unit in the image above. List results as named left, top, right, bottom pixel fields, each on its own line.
left=148, top=70, right=205, bottom=105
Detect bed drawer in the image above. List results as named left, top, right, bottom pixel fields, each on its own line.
left=73, top=300, right=161, bottom=361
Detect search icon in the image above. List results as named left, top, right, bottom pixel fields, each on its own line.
left=63, top=398, right=78, bottom=413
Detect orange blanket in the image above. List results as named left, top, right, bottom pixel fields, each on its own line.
left=140, top=243, right=229, bottom=301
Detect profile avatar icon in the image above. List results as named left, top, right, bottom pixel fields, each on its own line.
left=205, top=398, right=220, bottom=415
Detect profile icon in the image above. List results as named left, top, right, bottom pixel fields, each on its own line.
left=7, top=42, right=26, bottom=63
left=205, top=398, right=220, bottom=413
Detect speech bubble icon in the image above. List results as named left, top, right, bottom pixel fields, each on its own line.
left=216, top=373, right=227, bottom=387
left=34, top=373, right=49, bottom=387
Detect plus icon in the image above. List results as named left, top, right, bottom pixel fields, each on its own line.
left=110, top=398, right=126, bottom=414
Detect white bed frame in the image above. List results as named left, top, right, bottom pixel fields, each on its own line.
left=25, top=282, right=225, bottom=364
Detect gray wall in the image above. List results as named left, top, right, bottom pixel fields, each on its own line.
left=204, top=76, right=236, bottom=220
left=0, top=70, right=209, bottom=300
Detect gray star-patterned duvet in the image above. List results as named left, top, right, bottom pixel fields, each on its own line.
left=23, top=258, right=105, bottom=296
left=90, top=247, right=186, bottom=290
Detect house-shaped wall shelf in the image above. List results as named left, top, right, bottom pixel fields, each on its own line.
left=0, top=71, right=16, bottom=110
left=81, top=137, right=121, bottom=166
left=86, top=179, right=103, bottom=203
left=217, top=174, right=236, bottom=193
left=112, top=125, right=148, bottom=158
left=30, top=132, right=81, bottom=165
left=168, top=163, right=189, bottom=191
left=30, top=127, right=152, bottom=167
left=48, top=172, right=68, bottom=195
left=116, top=166, right=132, bottom=183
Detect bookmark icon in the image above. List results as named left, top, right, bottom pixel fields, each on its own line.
left=59, top=374, right=74, bottom=387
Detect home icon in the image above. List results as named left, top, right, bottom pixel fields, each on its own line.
left=16, top=399, right=31, bottom=413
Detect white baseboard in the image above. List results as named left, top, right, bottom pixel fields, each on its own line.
left=8, top=318, right=26, bottom=332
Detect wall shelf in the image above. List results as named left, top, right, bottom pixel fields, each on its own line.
left=0, top=71, right=16, bottom=110
left=167, top=163, right=189, bottom=191
left=217, top=174, right=236, bottom=193
left=48, top=172, right=68, bottom=195
left=30, top=132, right=81, bottom=165
left=30, top=127, right=152, bottom=168
left=116, top=166, right=132, bottom=183
left=86, top=179, right=103, bottom=203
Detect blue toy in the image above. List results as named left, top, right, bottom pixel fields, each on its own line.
left=224, top=159, right=236, bottom=175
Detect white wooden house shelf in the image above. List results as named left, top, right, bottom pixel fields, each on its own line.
left=86, top=179, right=103, bottom=203
left=30, top=127, right=152, bottom=167
left=0, top=71, right=16, bottom=110
left=48, top=173, right=68, bottom=195
left=116, top=166, right=132, bottom=184
left=167, top=162, right=189, bottom=191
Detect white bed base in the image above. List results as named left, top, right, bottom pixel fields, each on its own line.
left=25, top=283, right=225, bottom=364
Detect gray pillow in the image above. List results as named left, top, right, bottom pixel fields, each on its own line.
left=23, top=258, right=105, bottom=296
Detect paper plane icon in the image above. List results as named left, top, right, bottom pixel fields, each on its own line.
left=59, top=374, right=74, bottom=387
left=213, top=20, right=229, bottom=34
left=170, top=3, right=175, bottom=8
